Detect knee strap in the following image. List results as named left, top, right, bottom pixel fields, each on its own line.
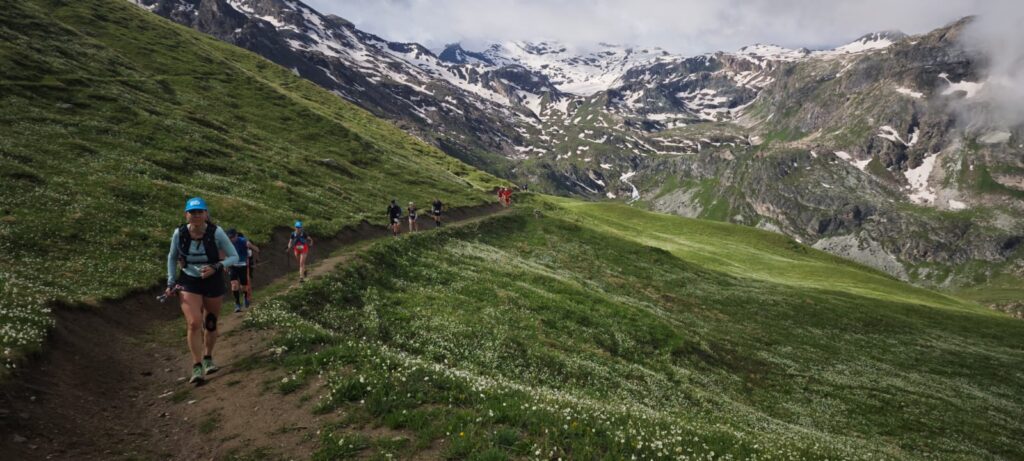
left=204, top=313, right=218, bottom=332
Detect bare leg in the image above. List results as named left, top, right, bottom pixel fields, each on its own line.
left=299, top=253, right=307, bottom=277
left=180, top=292, right=205, bottom=365
left=203, top=296, right=223, bottom=356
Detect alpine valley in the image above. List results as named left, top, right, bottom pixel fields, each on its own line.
left=135, top=0, right=1023, bottom=298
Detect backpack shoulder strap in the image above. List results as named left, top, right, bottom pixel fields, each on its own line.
left=176, top=224, right=191, bottom=262
left=201, top=223, right=221, bottom=264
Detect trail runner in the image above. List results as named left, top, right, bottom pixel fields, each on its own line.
left=164, top=197, right=239, bottom=385
left=286, top=221, right=313, bottom=283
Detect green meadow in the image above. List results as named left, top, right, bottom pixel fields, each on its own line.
left=246, top=197, right=1024, bottom=460
left=3, top=1, right=1022, bottom=459
left=0, top=0, right=495, bottom=369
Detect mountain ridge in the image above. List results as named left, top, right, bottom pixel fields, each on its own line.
left=132, top=0, right=1023, bottom=292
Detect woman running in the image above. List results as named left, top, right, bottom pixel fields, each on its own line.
left=286, top=221, right=313, bottom=282
left=164, top=197, right=239, bottom=385
left=407, top=201, right=419, bottom=233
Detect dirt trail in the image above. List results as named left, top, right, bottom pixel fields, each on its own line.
left=0, top=204, right=507, bottom=460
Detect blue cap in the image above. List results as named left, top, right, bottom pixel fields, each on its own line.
left=185, top=197, right=207, bottom=211
left=294, top=220, right=303, bottom=228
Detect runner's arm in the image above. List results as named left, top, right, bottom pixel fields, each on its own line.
left=167, top=229, right=180, bottom=287
left=214, top=227, right=240, bottom=267
left=247, top=241, right=260, bottom=255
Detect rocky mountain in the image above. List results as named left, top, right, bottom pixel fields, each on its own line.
left=441, top=41, right=675, bottom=95
left=132, top=0, right=1023, bottom=290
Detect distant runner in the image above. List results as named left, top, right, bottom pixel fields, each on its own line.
left=407, top=201, right=419, bottom=233
left=431, top=198, right=444, bottom=227
left=387, top=199, right=403, bottom=236
left=286, top=221, right=313, bottom=283
left=164, top=197, right=239, bottom=385
left=497, top=187, right=507, bottom=208
left=226, top=228, right=259, bottom=312
left=503, top=187, right=513, bottom=207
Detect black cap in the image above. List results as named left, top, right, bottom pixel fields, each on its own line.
left=226, top=228, right=237, bottom=237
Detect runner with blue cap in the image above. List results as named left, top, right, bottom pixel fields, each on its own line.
left=165, top=196, right=239, bottom=385
left=286, top=220, right=314, bottom=283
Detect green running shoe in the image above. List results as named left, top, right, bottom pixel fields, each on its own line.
left=202, top=357, right=219, bottom=374
left=189, top=364, right=204, bottom=385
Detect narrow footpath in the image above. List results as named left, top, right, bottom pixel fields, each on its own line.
left=0, top=204, right=507, bottom=460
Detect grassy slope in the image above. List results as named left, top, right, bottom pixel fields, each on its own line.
left=0, top=0, right=496, bottom=367
left=248, top=197, right=1024, bottom=460
left=548, top=197, right=976, bottom=312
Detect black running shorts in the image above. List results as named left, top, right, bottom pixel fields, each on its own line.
left=177, top=270, right=226, bottom=298
left=229, top=265, right=249, bottom=286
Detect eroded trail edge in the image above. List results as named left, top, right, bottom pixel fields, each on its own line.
left=0, top=203, right=506, bottom=460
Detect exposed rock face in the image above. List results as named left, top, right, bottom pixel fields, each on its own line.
left=134, top=0, right=1023, bottom=287
left=813, top=233, right=910, bottom=280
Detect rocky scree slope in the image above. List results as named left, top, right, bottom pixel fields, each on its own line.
left=134, top=0, right=1023, bottom=289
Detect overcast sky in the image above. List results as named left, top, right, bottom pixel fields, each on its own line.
left=304, top=0, right=1017, bottom=55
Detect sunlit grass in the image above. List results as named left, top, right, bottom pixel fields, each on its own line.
left=248, top=205, right=1024, bottom=459
left=547, top=196, right=978, bottom=312
left=0, top=0, right=497, bottom=371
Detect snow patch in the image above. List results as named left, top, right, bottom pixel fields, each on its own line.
left=835, top=151, right=870, bottom=171
left=895, top=86, right=924, bottom=99
left=876, top=125, right=908, bottom=146
left=619, top=171, right=640, bottom=202
left=830, top=37, right=893, bottom=54
left=939, top=73, right=984, bottom=98
left=905, top=153, right=938, bottom=204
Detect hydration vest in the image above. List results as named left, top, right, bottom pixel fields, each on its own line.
left=177, top=222, right=221, bottom=265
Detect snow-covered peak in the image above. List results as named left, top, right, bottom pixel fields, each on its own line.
left=437, top=43, right=495, bottom=66
left=464, top=41, right=676, bottom=95
left=816, top=31, right=906, bottom=56
left=735, top=44, right=811, bottom=63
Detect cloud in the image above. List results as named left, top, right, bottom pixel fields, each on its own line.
left=958, top=0, right=1024, bottom=130
left=304, top=0, right=997, bottom=55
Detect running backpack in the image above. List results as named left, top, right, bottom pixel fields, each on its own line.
left=177, top=222, right=221, bottom=265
